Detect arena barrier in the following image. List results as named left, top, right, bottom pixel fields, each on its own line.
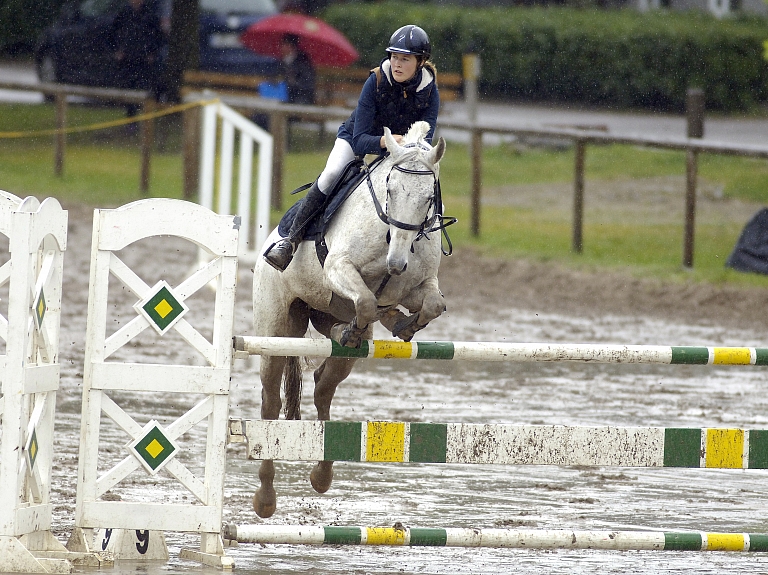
left=0, top=192, right=90, bottom=574
left=233, top=336, right=768, bottom=365
left=222, top=524, right=768, bottom=552
left=197, top=99, right=272, bottom=264
left=66, top=199, right=240, bottom=570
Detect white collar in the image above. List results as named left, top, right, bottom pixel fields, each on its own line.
left=381, top=59, right=433, bottom=92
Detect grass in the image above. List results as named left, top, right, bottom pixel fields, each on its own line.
left=1, top=101, right=768, bottom=288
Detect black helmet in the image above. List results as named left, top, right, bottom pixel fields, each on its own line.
left=386, top=25, right=431, bottom=60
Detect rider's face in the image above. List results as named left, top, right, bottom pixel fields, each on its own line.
left=390, top=53, right=419, bottom=83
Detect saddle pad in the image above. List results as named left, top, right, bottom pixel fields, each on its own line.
left=277, top=159, right=371, bottom=240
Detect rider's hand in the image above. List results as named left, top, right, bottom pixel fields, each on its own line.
left=380, top=134, right=404, bottom=148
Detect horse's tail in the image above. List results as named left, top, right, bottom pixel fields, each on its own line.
left=283, top=356, right=303, bottom=420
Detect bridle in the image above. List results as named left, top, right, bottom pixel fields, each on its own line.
left=364, top=149, right=456, bottom=256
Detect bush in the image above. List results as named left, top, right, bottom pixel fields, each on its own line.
left=323, top=2, right=768, bottom=112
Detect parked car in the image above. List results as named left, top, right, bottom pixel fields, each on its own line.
left=35, top=0, right=280, bottom=90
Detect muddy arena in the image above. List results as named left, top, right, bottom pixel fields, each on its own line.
left=37, top=202, right=768, bottom=574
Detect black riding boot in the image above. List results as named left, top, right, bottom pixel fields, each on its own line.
left=263, top=182, right=327, bottom=272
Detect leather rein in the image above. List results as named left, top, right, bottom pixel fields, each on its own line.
left=364, top=157, right=457, bottom=257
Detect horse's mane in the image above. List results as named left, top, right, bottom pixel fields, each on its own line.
left=402, top=121, right=431, bottom=147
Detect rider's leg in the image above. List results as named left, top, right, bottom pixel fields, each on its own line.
left=264, top=139, right=355, bottom=272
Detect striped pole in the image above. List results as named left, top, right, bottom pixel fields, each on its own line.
left=227, top=420, right=768, bottom=469
left=233, top=336, right=768, bottom=366
left=223, top=525, right=768, bottom=552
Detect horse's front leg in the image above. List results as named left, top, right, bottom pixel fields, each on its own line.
left=391, top=277, right=446, bottom=341
left=253, top=355, right=284, bottom=518
left=308, top=354, right=361, bottom=493
left=324, top=256, right=379, bottom=347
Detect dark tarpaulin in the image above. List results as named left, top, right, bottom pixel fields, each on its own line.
left=726, top=208, right=768, bottom=274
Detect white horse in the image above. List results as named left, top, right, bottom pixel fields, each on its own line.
left=251, top=121, right=449, bottom=518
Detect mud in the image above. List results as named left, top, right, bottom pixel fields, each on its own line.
left=41, top=201, right=768, bottom=574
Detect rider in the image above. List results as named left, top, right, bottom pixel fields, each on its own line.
left=263, top=24, right=440, bottom=272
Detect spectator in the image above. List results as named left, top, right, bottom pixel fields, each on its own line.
left=112, top=0, right=164, bottom=115
left=279, top=33, right=315, bottom=105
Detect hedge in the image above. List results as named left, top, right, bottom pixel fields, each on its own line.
left=323, top=2, right=768, bottom=112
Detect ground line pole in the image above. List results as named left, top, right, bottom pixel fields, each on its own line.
left=572, top=139, right=585, bottom=253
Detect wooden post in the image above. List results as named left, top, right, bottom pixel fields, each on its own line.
left=139, top=98, right=155, bottom=194
left=572, top=139, right=586, bottom=254
left=271, top=111, right=287, bottom=211
left=470, top=128, right=482, bottom=237
left=54, top=92, right=67, bottom=177
left=683, top=149, right=698, bottom=268
left=182, top=105, right=201, bottom=199
left=464, top=53, right=481, bottom=237
left=683, top=88, right=704, bottom=268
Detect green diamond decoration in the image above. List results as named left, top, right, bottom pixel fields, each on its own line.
left=130, top=422, right=177, bottom=474
left=134, top=281, right=188, bottom=335
left=33, top=288, right=45, bottom=331
left=26, top=428, right=38, bottom=471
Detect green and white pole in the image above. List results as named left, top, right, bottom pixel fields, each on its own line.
left=234, top=336, right=768, bottom=365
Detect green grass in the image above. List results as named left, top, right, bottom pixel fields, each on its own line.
left=1, top=102, right=768, bottom=287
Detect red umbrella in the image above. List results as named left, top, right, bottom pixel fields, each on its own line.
left=241, top=14, right=359, bottom=68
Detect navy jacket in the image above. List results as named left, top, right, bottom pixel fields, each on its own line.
left=338, top=59, right=439, bottom=157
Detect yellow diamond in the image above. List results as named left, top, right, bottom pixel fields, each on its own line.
left=145, top=438, right=165, bottom=459
left=154, top=299, right=173, bottom=319
left=30, top=441, right=37, bottom=460
left=37, top=299, right=44, bottom=317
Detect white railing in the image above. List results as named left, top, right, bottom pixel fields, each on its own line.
left=199, top=100, right=273, bottom=264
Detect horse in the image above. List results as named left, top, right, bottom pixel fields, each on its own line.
left=251, top=121, right=449, bottom=518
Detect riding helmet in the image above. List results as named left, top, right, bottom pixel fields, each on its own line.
left=386, top=25, right=431, bottom=60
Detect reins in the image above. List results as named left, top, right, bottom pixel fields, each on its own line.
left=364, top=155, right=456, bottom=256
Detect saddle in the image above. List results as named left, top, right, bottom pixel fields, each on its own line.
left=277, top=157, right=384, bottom=266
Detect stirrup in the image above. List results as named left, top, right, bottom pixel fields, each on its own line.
left=263, top=239, right=295, bottom=272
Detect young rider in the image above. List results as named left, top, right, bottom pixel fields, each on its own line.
left=263, top=24, right=440, bottom=272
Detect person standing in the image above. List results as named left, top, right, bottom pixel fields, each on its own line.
left=112, top=0, right=164, bottom=115
left=280, top=33, right=316, bottom=105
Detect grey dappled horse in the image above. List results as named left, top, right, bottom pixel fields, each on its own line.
left=251, top=121, right=448, bottom=517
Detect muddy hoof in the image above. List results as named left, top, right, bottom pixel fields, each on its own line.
left=253, top=487, right=277, bottom=518
left=330, top=322, right=362, bottom=349
left=310, top=462, right=334, bottom=494
left=392, top=313, right=423, bottom=342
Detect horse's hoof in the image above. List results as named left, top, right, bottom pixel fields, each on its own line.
left=392, top=313, right=423, bottom=342
left=310, top=462, right=334, bottom=494
left=330, top=322, right=361, bottom=349
left=253, top=487, right=277, bottom=518
left=339, top=329, right=361, bottom=348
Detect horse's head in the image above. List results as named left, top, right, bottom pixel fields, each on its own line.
left=381, top=122, right=446, bottom=276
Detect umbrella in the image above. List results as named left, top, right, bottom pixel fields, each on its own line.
left=240, top=14, right=359, bottom=68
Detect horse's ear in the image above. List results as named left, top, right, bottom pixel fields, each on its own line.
left=427, top=137, right=446, bottom=165
left=384, top=127, right=403, bottom=158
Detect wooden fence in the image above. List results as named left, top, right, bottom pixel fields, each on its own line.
left=3, top=81, right=768, bottom=268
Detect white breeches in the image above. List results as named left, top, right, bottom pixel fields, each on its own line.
left=317, top=138, right=356, bottom=194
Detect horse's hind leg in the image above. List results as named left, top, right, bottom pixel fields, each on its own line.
left=253, top=355, right=285, bottom=518
left=309, top=355, right=358, bottom=493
